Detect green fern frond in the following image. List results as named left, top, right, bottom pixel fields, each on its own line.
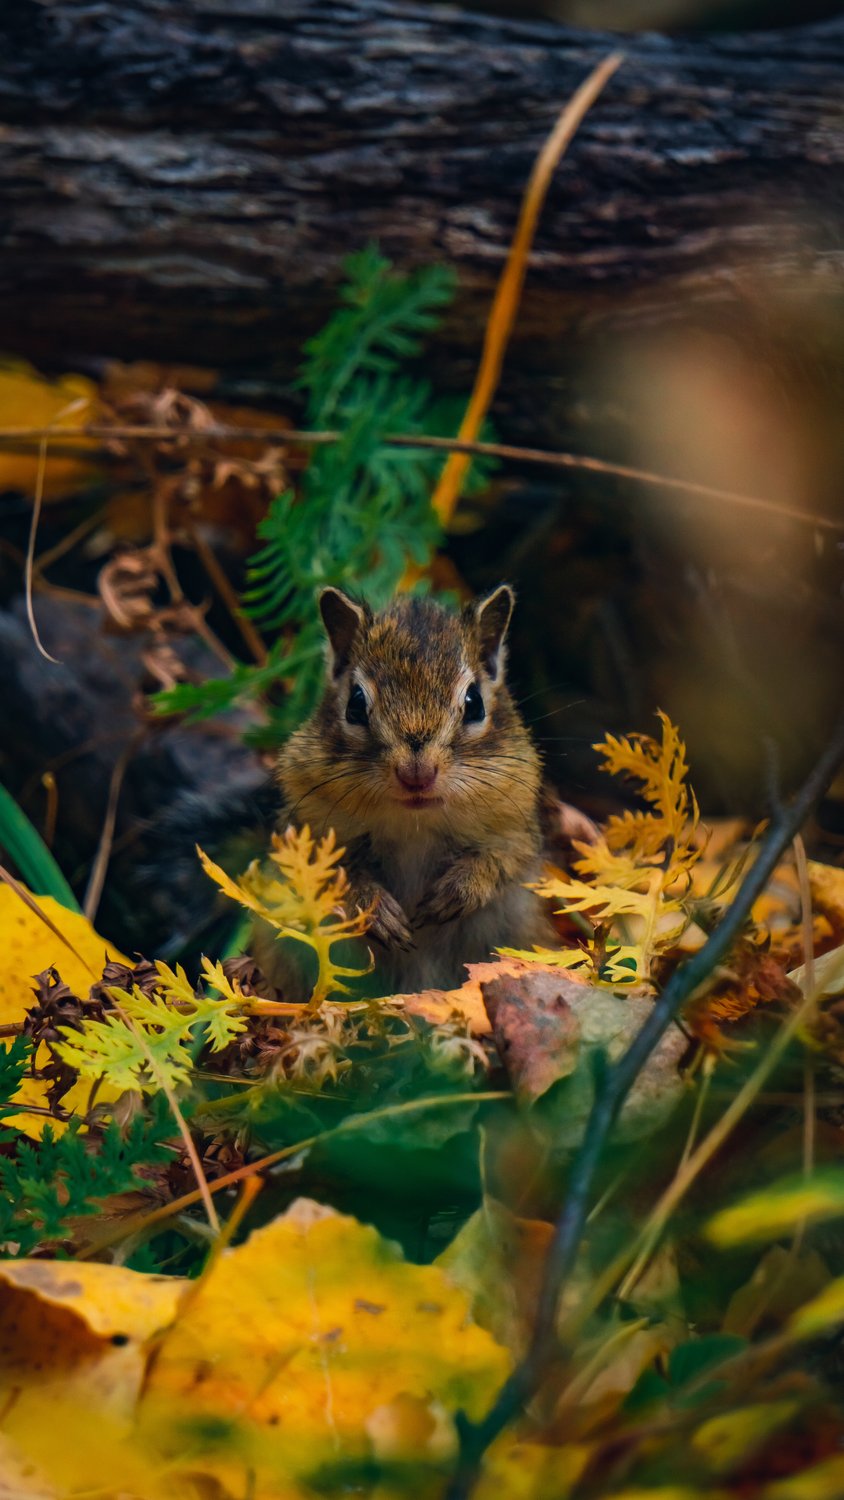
left=301, top=247, right=455, bottom=421
left=0, top=1036, right=32, bottom=1116
left=0, top=1095, right=174, bottom=1256
left=54, top=964, right=248, bottom=1095
left=152, top=246, right=491, bottom=748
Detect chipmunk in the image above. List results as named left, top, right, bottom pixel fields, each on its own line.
left=260, top=585, right=561, bottom=998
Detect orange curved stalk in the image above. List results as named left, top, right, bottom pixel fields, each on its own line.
left=430, top=51, right=624, bottom=529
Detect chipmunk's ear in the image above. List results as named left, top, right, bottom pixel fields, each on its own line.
left=473, top=584, right=514, bottom=681
left=318, top=588, right=370, bottom=676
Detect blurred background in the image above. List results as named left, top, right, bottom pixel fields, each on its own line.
left=0, top=0, right=841, bottom=960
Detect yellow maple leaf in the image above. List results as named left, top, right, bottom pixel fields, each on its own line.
left=148, top=1200, right=510, bottom=1478
left=496, top=944, right=592, bottom=974
left=0, top=1255, right=184, bottom=1498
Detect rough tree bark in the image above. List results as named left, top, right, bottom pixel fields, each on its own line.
left=1, top=0, right=842, bottom=372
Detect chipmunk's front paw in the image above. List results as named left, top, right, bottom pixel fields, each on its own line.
left=365, top=889, right=415, bottom=951
left=413, top=861, right=487, bottom=929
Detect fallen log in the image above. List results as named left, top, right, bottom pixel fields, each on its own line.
left=1, top=0, right=842, bottom=371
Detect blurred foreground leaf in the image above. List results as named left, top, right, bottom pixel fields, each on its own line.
left=707, top=1172, right=844, bottom=1247
left=0, top=1199, right=510, bottom=1498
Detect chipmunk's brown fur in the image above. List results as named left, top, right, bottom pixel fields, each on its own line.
left=266, top=586, right=554, bottom=996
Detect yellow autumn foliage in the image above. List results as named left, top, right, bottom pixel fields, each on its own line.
left=199, top=824, right=373, bottom=1006
left=788, top=1275, right=844, bottom=1340
left=0, top=886, right=127, bottom=1135
left=0, top=359, right=100, bottom=499
left=707, top=1173, right=844, bottom=1248
left=0, top=1199, right=511, bottom=1500
left=508, top=712, right=702, bottom=986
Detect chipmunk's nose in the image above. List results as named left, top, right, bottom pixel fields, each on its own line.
left=395, top=761, right=438, bottom=793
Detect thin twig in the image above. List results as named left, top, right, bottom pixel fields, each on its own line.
left=23, top=396, right=92, bottom=665
left=184, top=515, right=268, bottom=665
left=83, top=735, right=142, bottom=922
left=143, top=1177, right=264, bottom=1384
left=446, top=708, right=844, bottom=1498
left=792, top=833, right=816, bottom=1251
left=25, top=440, right=61, bottom=665
left=34, top=507, right=105, bottom=575
left=0, top=425, right=838, bottom=533
left=78, top=1091, right=510, bottom=1259
left=40, top=772, right=58, bottom=850
left=3, top=1102, right=70, bottom=1121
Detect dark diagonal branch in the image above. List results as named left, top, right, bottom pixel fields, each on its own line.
left=448, top=707, right=844, bottom=1499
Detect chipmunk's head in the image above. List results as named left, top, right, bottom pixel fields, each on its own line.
left=301, top=585, right=537, bottom=836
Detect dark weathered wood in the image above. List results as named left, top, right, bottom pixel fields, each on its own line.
left=1, top=0, right=842, bottom=367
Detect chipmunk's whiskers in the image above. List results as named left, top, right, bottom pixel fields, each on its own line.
left=451, top=765, right=529, bottom=827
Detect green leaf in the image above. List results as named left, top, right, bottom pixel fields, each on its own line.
left=707, top=1172, right=844, bottom=1248
left=0, top=1035, right=32, bottom=1113
left=0, top=1095, right=173, bottom=1257
left=668, top=1334, right=747, bottom=1388
left=625, top=1334, right=748, bottom=1418
left=0, top=777, right=80, bottom=911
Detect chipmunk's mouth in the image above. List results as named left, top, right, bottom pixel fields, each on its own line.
left=392, top=794, right=444, bottom=810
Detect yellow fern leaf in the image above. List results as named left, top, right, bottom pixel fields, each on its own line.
left=598, top=710, right=687, bottom=799
left=528, top=714, right=700, bottom=987
left=496, top=944, right=591, bottom=971
left=154, top=961, right=198, bottom=1008
left=570, top=838, right=649, bottom=890
left=199, top=957, right=244, bottom=1004
left=597, top=945, right=643, bottom=985
left=533, top=874, right=659, bottom=923
left=199, top=826, right=373, bottom=1009
left=596, top=710, right=700, bottom=865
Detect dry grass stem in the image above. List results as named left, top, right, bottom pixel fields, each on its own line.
left=1, top=424, right=837, bottom=532
left=429, top=51, right=624, bottom=526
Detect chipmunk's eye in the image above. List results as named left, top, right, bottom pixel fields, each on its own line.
left=345, top=683, right=369, bottom=727
left=463, top=682, right=485, bottom=724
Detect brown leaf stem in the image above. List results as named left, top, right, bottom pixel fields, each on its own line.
left=0, top=426, right=837, bottom=533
